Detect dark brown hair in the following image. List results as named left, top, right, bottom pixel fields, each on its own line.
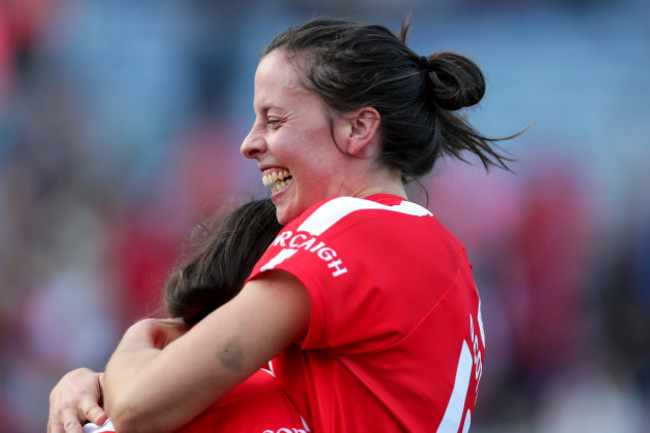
left=264, top=18, right=518, bottom=182
left=163, top=198, right=282, bottom=325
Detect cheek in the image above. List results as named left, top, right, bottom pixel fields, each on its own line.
left=274, top=119, right=339, bottom=179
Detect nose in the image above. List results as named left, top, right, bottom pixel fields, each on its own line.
left=240, top=126, right=265, bottom=160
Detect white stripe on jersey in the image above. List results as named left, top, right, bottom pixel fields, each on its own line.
left=297, top=196, right=432, bottom=236
left=261, top=248, right=298, bottom=272
left=436, top=341, right=472, bottom=433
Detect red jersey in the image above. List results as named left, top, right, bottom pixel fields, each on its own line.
left=248, top=194, right=486, bottom=433
left=82, top=369, right=310, bottom=433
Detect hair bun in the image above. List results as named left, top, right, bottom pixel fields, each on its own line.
left=424, top=51, right=486, bottom=110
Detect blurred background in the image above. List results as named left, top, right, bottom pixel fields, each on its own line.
left=1, top=0, right=649, bottom=432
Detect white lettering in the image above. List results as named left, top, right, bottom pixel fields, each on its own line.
left=298, top=237, right=316, bottom=251
left=289, top=233, right=309, bottom=248
left=327, top=259, right=348, bottom=277
left=269, top=232, right=347, bottom=277
left=316, top=247, right=336, bottom=261
left=273, top=231, right=293, bottom=247
left=309, top=241, right=326, bottom=253
left=469, top=314, right=483, bottom=393
left=477, top=300, right=485, bottom=347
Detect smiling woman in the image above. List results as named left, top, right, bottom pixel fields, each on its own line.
left=48, top=17, right=520, bottom=433
left=240, top=48, right=394, bottom=225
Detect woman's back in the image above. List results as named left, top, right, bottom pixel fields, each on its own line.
left=248, top=194, right=485, bottom=432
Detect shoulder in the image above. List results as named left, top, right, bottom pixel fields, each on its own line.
left=291, top=195, right=433, bottom=236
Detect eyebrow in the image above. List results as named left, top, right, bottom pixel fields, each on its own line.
left=261, top=103, right=279, bottom=113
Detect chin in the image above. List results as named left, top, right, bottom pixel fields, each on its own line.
left=274, top=208, right=290, bottom=225
left=275, top=203, right=304, bottom=225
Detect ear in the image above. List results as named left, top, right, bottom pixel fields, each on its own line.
left=340, top=107, right=381, bottom=156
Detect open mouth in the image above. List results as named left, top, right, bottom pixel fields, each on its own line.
left=262, top=170, right=293, bottom=194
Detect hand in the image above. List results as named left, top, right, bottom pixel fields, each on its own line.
left=47, top=368, right=107, bottom=433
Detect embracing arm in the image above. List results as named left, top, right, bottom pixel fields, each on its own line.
left=103, top=270, right=310, bottom=433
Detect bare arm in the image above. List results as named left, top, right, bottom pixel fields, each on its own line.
left=103, top=270, right=310, bottom=433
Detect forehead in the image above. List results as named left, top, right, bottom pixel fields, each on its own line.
left=253, top=50, right=309, bottom=104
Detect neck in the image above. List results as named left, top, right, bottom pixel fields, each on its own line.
left=344, top=167, right=407, bottom=201
left=338, top=151, right=408, bottom=200
left=357, top=183, right=407, bottom=200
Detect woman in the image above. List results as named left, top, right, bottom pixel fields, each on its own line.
left=49, top=18, right=517, bottom=433
left=81, top=198, right=310, bottom=433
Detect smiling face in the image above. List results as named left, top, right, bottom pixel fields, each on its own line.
left=240, top=50, right=357, bottom=225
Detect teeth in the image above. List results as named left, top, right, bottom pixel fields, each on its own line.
left=263, top=170, right=292, bottom=191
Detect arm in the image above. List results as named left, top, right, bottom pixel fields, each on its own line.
left=103, top=270, right=311, bottom=433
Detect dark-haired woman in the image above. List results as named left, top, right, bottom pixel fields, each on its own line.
left=50, top=18, right=518, bottom=433
left=77, top=199, right=310, bottom=433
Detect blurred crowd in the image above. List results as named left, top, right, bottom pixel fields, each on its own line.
left=1, top=1, right=649, bottom=432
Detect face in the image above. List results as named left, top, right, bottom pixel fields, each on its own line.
left=241, top=50, right=352, bottom=225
